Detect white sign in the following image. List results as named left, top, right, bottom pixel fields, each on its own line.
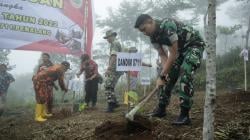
left=116, top=52, right=143, bottom=71
left=141, top=77, right=151, bottom=85
left=240, top=48, right=248, bottom=61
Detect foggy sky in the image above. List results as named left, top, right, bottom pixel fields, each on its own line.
left=8, top=0, right=239, bottom=75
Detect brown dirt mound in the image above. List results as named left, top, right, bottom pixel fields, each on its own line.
left=94, top=115, right=155, bottom=140
left=52, top=108, right=73, bottom=119
left=0, top=91, right=250, bottom=140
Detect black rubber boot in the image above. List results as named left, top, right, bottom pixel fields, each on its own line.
left=106, top=102, right=115, bottom=113
left=113, top=102, right=120, bottom=108
left=172, top=107, right=191, bottom=125
left=0, top=109, right=3, bottom=116
left=92, top=102, right=96, bottom=108
left=113, top=98, right=120, bottom=108
left=105, top=90, right=114, bottom=113
left=86, top=102, right=89, bottom=108
left=150, top=104, right=166, bottom=118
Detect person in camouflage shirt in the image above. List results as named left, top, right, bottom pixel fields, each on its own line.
left=0, top=64, right=15, bottom=116
left=134, top=14, right=205, bottom=125
left=103, top=30, right=123, bottom=112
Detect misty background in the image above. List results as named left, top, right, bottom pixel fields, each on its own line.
left=1, top=0, right=249, bottom=107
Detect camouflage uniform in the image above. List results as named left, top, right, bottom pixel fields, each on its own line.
left=0, top=71, right=14, bottom=115
left=104, top=39, right=123, bottom=103
left=0, top=71, right=14, bottom=96
left=150, top=18, right=205, bottom=109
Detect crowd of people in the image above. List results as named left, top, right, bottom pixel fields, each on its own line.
left=0, top=14, right=205, bottom=125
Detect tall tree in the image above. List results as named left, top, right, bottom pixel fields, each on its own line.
left=97, top=0, right=195, bottom=47
left=190, top=0, right=228, bottom=45
left=92, top=42, right=110, bottom=73
left=0, top=49, right=10, bottom=64
left=228, top=0, right=250, bottom=49
left=144, top=0, right=193, bottom=18
left=228, top=0, right=250, bottom=25
left=97, top=0, right=145, bottom=45
left=203, top=0, right=216, bottom=139
left=245, top=17, right=250, bottom=49
left=217, top=25, right=242, bottom=52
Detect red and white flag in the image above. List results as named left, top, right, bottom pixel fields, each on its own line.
left=0, top=0, right=94, bottom=56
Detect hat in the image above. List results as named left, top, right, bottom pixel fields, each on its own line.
left=103, top=30, right=117, bottom=39
left=61, top=61, right=71, bottom=70
left=128, top=47, right=138, bottom=53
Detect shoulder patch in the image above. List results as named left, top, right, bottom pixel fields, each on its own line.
left=160, top=19, right=177, bottom=32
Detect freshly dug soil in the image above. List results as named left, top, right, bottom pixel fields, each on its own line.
left=95, top=115, right=154, bottom=140
left=0, top=91, right=249, bottom=140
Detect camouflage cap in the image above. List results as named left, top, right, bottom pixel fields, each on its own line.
left=103, top=30, right=117, bottom=39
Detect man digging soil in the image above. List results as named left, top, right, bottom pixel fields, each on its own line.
left=134, top=14, right=205, bottom=125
